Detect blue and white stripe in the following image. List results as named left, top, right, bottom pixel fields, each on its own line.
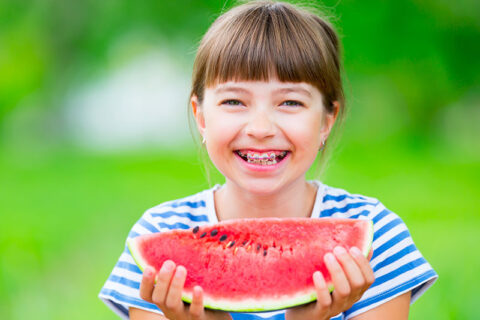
left=99, top=182, right=437, bottom=319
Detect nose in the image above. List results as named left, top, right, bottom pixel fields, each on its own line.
left=244, top=107, right=277, bottom=139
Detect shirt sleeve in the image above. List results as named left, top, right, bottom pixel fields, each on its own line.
left=344, top=203, right=438, bottom=319
left=98, top=211, right=165, bottom=319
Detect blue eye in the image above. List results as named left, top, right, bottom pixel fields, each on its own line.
left=221, top=100, right=243, bottom=106
left=281, top=100, right=303, bottom=107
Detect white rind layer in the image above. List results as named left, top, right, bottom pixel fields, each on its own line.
left=362, top=220, right=374, bottom=257
left=181, top=288, right=331, bottom=312
left=127, top=237, right=149, bottom=273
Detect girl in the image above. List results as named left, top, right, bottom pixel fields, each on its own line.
left=99, top=1, right=437, bottom=319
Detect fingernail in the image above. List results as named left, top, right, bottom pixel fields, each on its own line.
left=350, top=246, right=362, bottom=256
left=324, top=252, right=335, bottom=264
left=175, top=265, right=187, bottom=278
left=193, top=285, right=202, bottom=294
left=313, top=271, right=326, bottom=287
left=161, top=260, right=175, bottom=272
left=144, top=267, right=154, bottom=277
left=333, top=246, right=347, bottom=256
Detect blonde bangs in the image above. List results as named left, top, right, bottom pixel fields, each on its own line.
left=191, top=1, right=343, bottom=111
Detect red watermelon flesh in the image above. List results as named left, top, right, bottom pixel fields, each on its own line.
left=127, top=218, right=373, bottom=312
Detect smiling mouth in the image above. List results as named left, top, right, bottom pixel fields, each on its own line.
left=235, top=150, right=289, bottom=165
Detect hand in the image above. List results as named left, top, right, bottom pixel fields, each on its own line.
left=139, top=260, right=232, bottom=320
left=285, top=246, right=375, bottom=320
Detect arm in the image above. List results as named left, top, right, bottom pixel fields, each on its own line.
left=350, top=291, right=411, bottom=320
left=130, top=307, right=168, bottom=320
left=129, top=292, right=411, bottom=320
left=133, top=261, right=231, bottom=320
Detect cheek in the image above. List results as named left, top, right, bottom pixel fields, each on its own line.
left=278, top=114, right=323, bottom=150
left=204, top=112, right=243, bottom=149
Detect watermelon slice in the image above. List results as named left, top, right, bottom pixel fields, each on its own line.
left=127, top=218, right=373, bottom=312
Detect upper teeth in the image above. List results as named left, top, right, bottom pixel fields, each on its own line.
left=238, top=151, right=287, bottom=160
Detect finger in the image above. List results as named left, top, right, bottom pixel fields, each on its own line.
left=333, top=246, right=365, bottom=291
left=367, top=248, right=373, bottom=261
left=324, top=252, right=351, bottom=301
left=350, top=247, right=375, bottom=287
left=313, top=271, right=332, bottom=311
left=164, top=265, right=187, bottom=312
left=139, top=266, right=156, bottom=302
left=189, top=286, right=205, bottom=319
left=152, top=260, right=176, bottom=307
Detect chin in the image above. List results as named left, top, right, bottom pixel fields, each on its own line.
left=235, top=178, right=286, bottom=196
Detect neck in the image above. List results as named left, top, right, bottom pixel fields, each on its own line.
left=214, top=178, right=318, bottom=221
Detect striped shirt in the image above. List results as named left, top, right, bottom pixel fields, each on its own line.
left=99, top=181, right=437, bottom=319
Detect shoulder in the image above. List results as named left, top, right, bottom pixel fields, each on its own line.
left=317, top=182, right=384, bottom=219
left=317, top=182, right=409, bottom=244
left=314, top=184, right=438, bottom=319
left=130, top=187, right=217, bottom=237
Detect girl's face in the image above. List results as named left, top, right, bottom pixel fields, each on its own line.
left=192, top=78, right=338, bottom=195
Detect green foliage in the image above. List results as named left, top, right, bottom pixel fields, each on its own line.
left=1, top=0, right=479, bottom=136
left=1, top=0, right=479, bottom=318
left=1, top=145, right=479, bottom=319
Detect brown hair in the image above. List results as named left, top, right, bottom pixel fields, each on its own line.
left=189, top=0, right=345, bottom=178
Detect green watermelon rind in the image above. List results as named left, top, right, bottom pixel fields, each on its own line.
left=181, top=288, right=333, bottom=312
left=127, top=219, right=374, bottom=312
left=127, top=236, right=324, bottom=311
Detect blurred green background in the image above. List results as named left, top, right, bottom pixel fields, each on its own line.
left=1, top=0, right=479, bottom=319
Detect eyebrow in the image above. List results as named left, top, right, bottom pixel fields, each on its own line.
left=214, top=86, right=250, bottom=95
left=214, top=85, right=312, bottom=98
left=274, top=87, right=312, bottom=98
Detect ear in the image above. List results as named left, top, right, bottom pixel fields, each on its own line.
left=191, top=95, right=206, bottom=138
left=320, top=101, right=340, bottom=140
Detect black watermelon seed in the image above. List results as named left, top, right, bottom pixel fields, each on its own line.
left=192, top=226, right=199, bottom=234
left=263, top=249, right=267, bottom=256
left=200, top=232, right=207, bottom=238
left=219, top=234, right=228, bottom=242
left=227, top=241, right=235, bottom=248
left=242, top=240, right=248, bottom=246
left=256, top=244, right=261, bottom=251
left=210, top=229, right=218, bottom=236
